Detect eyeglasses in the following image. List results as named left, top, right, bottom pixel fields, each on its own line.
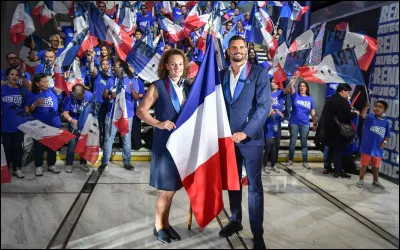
left=8, top=57, right=18, bottom=60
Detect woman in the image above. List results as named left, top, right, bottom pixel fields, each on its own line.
left=248, top=48, right=259, bottom=65
left=24, top=73, right=62, bottom=176
left=137, top=49, right=191, bottom=244
left=98, top=44, right=114, bottom=67
left=1, top=68, right=31, bottom=178
left=321, top=83, right=359, bottom=178
left=236, top=20, right=246, bottom=38
left=61, top=84, right=94, bottom=173
left=285, top=75, right=318, bottom=169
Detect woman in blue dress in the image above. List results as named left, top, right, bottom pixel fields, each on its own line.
left=137, top=49, right=191, bottom=244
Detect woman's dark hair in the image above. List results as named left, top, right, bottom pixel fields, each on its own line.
left=5, top=67, right=19, bottom=77
left=32, top=73, right=47, bottom=93
left=248, top=48, right=258, bottom=64
left=298, top=81, right=310, bottom=96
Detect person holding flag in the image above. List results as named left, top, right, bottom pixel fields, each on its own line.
left=218, top=35, right=270, bottom=249
left=61, top=84, right=94, bottom=173
left=136, top=49, right=191, bottom=244
left=98, top=60, right=141, bottom=172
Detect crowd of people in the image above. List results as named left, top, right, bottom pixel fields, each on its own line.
left=1, top=1, right=392, bottom=249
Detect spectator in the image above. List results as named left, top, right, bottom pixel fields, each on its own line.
left=61, top=84, right=94, bottom=173
left=1, top=68, right=30, bottom=178
left=263, top=79, right=287, bottom=173
left=134, top=29, right=144, bottom=44
left=1, top=52, right=32, bottom=83
left=226, top=1, right=237, bottom=20
left=24, top=73, right=62, bottom=176
left=137, top=4, right=154, bottom=33
left=34, top=50, right=57, bottom=88
left=223, top=21, right=234, bottom=38
left=285, top=75, right=318, bottom=169
left=98, top=44, right=114, bottom=67
left=357, top=101, right=390, bottom=189
left=248, top=48, right=259, bottom=65
left=90, top=58, right=114, bottom=147
left=320, top=83, right=359, bottom=178
left=98, top=60, right=141, bottom=172
left=175, top=5, right=188, bottom=27
left=28, top=34, right=65, bottom=63
left=236, top=20, right=246, bottom=38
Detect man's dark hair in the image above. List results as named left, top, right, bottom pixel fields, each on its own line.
left=226, top=21, right=234, bottom=26
left=228, top=35, right=246, bottom=47
left=135, top=29, right=144, bottom=35
left=6, top=52, right=17, bottom=61
left=376, top=100, right=388, bottom=111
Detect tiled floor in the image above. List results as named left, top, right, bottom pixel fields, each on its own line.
left=1, top=161, right=398, bottom=249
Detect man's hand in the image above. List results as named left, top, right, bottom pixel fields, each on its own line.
left=232, top=132, right=248, bottom=143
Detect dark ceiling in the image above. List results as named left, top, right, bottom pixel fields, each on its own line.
left=310, top=1, right=342, bottom=12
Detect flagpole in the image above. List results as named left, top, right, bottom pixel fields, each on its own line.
left=364, top=85, right=370, bottom=103
left=188, top=205, right=193, bottom=230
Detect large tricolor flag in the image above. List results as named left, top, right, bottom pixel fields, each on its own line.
left=298, top=48, right=366, bottom=85
left=342, top=31, right=377, bottom=71
left=166, top=35, right=240, bottom=228
left=116, top=1, right=137, bottom=36
left=10, top=3, right=35, bottom=44
left=288, top=28, right=315, bottom=52
left=257, top=7, right=274, bottom=33
left=158, top=15, right=191, bottom=42
left=75, top=113, right=100, bottom=165
left=32, top=1, right=55, bottom=26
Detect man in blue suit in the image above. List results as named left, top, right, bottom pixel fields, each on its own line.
left=219, top=35, right=270, bottom=249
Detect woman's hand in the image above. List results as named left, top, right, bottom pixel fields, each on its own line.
left=155, top=120, right=176, bottom=131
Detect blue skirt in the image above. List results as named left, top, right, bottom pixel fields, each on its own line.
left=149, top=150, right=183, bottom=191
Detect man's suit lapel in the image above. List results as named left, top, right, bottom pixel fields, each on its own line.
left=222, top=69, right=232, bottom=104
left=232, top=62, right=252, bottom=103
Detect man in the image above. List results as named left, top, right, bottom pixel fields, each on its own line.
left=136, top=4, right=154, bottom=33
left=28, top=34, right=65, bottom=64
left=219, top=35, right=270, bottom=249
left=1, top=52, right=31, bottom=82
left=174, top=5, right=188, bottom=27
left=223, top=21, right=234, bottom=38
left=34, top=50, right=57, bottom=88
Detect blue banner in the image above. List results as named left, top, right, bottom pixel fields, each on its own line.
left=368, top=2, right=399, bottom=183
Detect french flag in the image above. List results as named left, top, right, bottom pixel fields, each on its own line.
left=116, top=1, right=137, bottom=36
left=298, top=48, right=366, bottom=85
left=66, top=60, right=84, bottom=92
left=88, top=2, right=134, bottom=61
left=166, top=35, right=240, bottom=228
left=158, top=15, right=191, bottom=42
left=111, top=86, right=129, bottom=137
left=288, top=28, right=314, bottom=52
left=32, top=1, right=54, bottom=26
left=19, top=45, right=41, bottom=75
left=258, top=7, right=274, bottom=33
left=273, top=42, right=289, bottom=83
left=77, top=32, right=99, bottom=57
left=257, top=1, right=268, bottom=8
left=55, top=28, right=89, bottom=97
left=45, top=1, right=74, bottom=15
left=342, top=31, right=377, bottom=71
left=75, top=113, right=100, bottom=165
left=10, top=3, right=35, bottom=45
left=184, top=4, right=210, bottom=31
left=187, top=61, right=199, bottom=79
left=126, top=40, right=161, bottom=83
left=162, top=1, right=173, bottom=20
left=1, top=144, right=11, bottom=184
left=280, top=1, right=309, bottom=22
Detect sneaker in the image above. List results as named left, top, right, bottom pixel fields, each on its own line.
left=372, top=181, right=385, bottom=190
left=13, top=169, right=25, bottom=178
left=65, top=165, right=73, bottom=173
left=303, top=162, right=311, bottom=169
left=271, top=166, right=280, bottom=173
left=48, top=165, right=60, bottom=173
left=35, top=167, right=44, bottom=176
left=80, top=164, right=90, bottom=173
left=286, top=160, right=293, bottom=167
left=123, top=163, right=135, bottom=171
left=98, top=163, right=107, bottom=173
left=356, top=180, right=364, bottom=188
left=262, top=166, right=270, bottom=174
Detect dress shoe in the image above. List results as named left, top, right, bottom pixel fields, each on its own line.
left=153, top=227, right=171, bottom=243
left=253, top=235, right=266, bottom=249
left=98, top=163, right=107, bottom=173
left=219, top=221, right=243, bottom=237
left=166, top=226, right=181, bottom=241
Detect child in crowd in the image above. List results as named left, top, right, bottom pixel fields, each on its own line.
left=357, top=100, right=391, bottom=189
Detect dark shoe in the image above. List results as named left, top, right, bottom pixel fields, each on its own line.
left=166, top=226, right=181, bottom=241
left=123, top=163, right=135, bottom=171
left=219, top=221, right=243, bottom=237
left=253, top=236, right=266, bottom=249
left=153, top=227, right=171, bottom=243
left=322, top=168, right=334, bottom=174
left=333, top=172, right=351, bottom=178
left=98, top=163, right=107, bottom=173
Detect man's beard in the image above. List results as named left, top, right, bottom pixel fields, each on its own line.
left=231, top=53, right=244, bottom=62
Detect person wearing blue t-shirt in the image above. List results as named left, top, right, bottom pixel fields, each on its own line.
left=1, top=68, right=30, bottom=178
left=263, top=80, right=287, bottom=173
left=90, top=58, right=113, bottom=147
left=28, top=34, right=65, bottom=64
left=1, top=52, right=32, bottom=83
left=24, top=73, right=62, bottom=176
left=357, top=101, right=391, bottom=189
left=61, top=84, right=94, bottom=173
left=98, top=60, right=141, bottom=172
left=137, top=4, right=154, bottom=33
left=285, top=75, right=317, bottom=169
